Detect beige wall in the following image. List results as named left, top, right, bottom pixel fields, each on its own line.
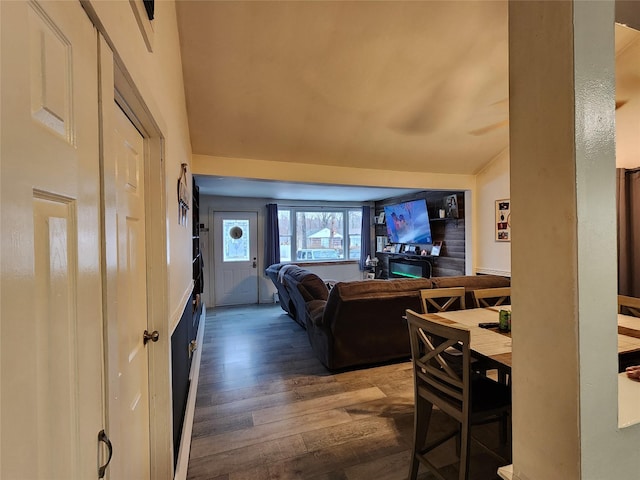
left=87, top=0, right=194, bottom=329
left=193, top=154, right=477, bottom=192
left=475, top=149, right=511, bottom=276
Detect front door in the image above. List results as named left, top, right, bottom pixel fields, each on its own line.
left=1, top=1, right=104, bottom=478
left=108, top=101, right=152, bottom=479
left=213, top=212, right=259, bottom=306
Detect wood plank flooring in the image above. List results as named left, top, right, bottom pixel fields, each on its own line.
left=187, top=304, right=509, bottom=480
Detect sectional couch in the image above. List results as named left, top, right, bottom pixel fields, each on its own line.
left=265, top=263, right=510, bottom=371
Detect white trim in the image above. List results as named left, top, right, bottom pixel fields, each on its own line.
left=173, top=305, right=206, bottom=480
left=129, top=0, right=154, bottom=52
left=475, top=268, right=511, bottom=277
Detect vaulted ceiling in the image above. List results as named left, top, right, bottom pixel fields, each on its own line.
left=175, top=1, right=639, bottom=199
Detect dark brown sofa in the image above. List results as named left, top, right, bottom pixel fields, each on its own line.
left=265, top=263, right=510, bottom=370
left=306, top=278, right=434, bottom=370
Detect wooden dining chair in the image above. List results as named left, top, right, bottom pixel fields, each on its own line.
left=421, top=287, right=498, bottom=379
left=405, top=309, right=511, bottom=480
left=420, top=287, right=466, bottom=313
left=472, top=287, right=511, bottom=309
left=618, top=295, right=640, bottom=318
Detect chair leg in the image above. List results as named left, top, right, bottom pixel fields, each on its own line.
left=499, top=411, right=510, bottom=447
left=409, top=398, right=433, bottom=480
left=458, top=421, right=472, bottom=480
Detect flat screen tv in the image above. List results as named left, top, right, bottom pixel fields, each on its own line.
left=383, top=199, right=432, bottom=245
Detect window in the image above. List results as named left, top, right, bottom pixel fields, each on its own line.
left=278, top=207, right=362, bottom=262
left=278, top=210, right=292, bottom=261
left=222, top=219, right=250, bottom=262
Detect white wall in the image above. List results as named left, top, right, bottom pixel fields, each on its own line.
left=199, top=195, right=366, bottom=306
left=475, top=149, right=511, bottom=276
left=86, top=0, right=194, bottom=330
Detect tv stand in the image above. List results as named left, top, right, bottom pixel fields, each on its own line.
left=386, top=254, right=432, bottom=279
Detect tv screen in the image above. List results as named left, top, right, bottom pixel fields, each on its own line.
left=384, top=199, right=432, bottom=245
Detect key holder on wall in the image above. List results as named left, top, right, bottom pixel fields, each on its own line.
left=178, top=162, right=190, bottom=226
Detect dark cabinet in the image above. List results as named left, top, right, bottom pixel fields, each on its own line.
left=375, top=252, right=433, bottom=279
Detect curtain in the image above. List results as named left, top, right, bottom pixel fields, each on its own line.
left=617, top=168, right=640, bottom=297
left=265, top=203, right=280, bottom=267
left=359, top=205, right=371, bottom=271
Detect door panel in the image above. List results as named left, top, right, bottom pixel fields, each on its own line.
left=110, top=102, right=151, bottom=480
left=1, top=1, right=103, bottom=478
left=213, top=212, right=259, bottom=306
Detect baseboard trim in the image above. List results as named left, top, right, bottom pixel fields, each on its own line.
left=174, top=303, right=206, bottom=480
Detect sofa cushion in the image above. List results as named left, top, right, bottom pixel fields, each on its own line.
left=330, top=278, right=434, bottom=300
left=277, top=266, right=328, bottom=328
left=306, top=299, right=327, bottom=327
left=297, top=275, right=330, bottom=302
left=265, top=263, right=294, bottom=316
left=431, top=274, right=510, bottom=290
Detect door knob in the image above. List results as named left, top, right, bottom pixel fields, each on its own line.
left=252, top=257, right=257, bottom=268
left=143, top=330, right=159, bottom=345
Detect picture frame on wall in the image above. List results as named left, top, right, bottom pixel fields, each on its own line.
left=495, top=199, right=511, bottom=242
left=444, top=194, right=458, bottom=219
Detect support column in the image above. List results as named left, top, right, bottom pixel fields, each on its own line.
left=509, top=1, right=640, bottom=479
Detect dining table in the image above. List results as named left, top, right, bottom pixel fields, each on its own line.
left=423, top=306, right=640, bottom=480
left=426, top=306, right=640, bottom=429
left=425, top=305, right=640, bottom=377
left=422, top=306, right=514, bottom=374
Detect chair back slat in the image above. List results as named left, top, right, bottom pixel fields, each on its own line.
left=416, top=332, right=460, bottom=378
left=472, top=287, right=511, bottom=308
left=619, top=295, right=640, bottom=318
left=420, top=287, right=466, bottom=313
left=416, top=385, right=466, bottom=423
left=419, top=368, right=464, bottom=402
left=406, top=309, right=471, bottom=420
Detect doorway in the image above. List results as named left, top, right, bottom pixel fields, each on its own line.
left=213, top=211, right=259, bottom=306
left=98, top=34, right=172, bottom=479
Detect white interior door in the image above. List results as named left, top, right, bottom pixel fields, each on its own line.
left=108, top=101, right=151, bottom=479
left=1, top=1, right=104, bottom=478
left=213, top=212, right=259, bottom=306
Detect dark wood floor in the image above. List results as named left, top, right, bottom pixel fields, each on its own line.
left=187, top=304, right=509, bottom=480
